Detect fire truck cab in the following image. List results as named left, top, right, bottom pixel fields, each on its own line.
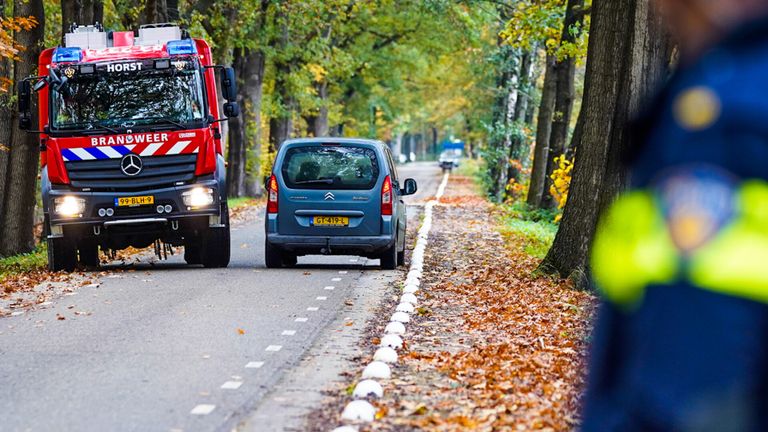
left=18, top=24, right=239, bottom=271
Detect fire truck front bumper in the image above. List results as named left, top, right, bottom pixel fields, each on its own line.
left=46, top=180, right=224, bottom=237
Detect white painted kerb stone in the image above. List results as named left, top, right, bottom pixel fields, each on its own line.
left=384, top=321, right=406, bottom=335
left=353, top=379, right=384, bottom=398
left=373, top=347, right=398, bottom=363
left=380, top=334, right=404, bottom=349
left=341, top=400, right=376, bottom=422
left=390, top=312, right=410, bottom=323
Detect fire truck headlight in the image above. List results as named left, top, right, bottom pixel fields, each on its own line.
left=182, top=187, right=214, bottom=208
left=54, top=196, right=86, bottom=217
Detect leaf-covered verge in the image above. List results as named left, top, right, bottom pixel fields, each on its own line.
left=0, top=199, right=264, bottom=317
left=315, top=174, right=597, bottom=431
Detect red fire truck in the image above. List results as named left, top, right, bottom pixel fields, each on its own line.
left=17, top=24, right=240, bottom=271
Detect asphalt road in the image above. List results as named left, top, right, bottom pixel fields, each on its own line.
left=0, top=162, right=442, bottom=432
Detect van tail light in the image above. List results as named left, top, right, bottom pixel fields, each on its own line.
left=381, top=175, right=393, bottom=216
left=267, top=174, right=279, bottom=214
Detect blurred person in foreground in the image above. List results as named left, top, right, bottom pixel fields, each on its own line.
left=582, top=0, right=768, bottom=431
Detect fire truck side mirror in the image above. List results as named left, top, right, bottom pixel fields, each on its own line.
left=220, top=67, right=238, bottom=102
left=17, top=80, right=32, bottom=131
left=223, top=102, right=240, bottom=118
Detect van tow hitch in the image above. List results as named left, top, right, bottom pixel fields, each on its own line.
left=321, top=238, right=332, bottom=255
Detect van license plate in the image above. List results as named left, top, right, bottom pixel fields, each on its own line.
left=115, top=196, right=155, bottom=207
left=313, top=216, right=349, bottom=227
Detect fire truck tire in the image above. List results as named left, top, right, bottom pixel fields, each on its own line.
left=184, top=242, right=202, bottom=265
left=47, top=236, right=77, bottom=272
left=78, top=242, right=100, bottom=268
left=201, top=203, right=231, bottom=268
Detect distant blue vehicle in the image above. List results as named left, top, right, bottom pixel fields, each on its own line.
left=264, top=138, right=417, bottom=269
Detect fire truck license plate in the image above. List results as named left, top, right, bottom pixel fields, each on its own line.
left=313, top=216, right=349, bottom=227
left=115, top=196, right=155, bottom=207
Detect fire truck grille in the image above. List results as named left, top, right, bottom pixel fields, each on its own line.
left=65, top=154, right=197, bottom=191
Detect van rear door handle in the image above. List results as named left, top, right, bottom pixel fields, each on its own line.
left=295, top=210, right=365, bottom=217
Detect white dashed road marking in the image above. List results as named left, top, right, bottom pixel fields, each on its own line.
left=281, top=330, right=296, bottom=336
left=316, top=296, right=327, bottom=301
left=332, top=278, right=342, bottom=282
left=325, top=286, right=335, bottom=290
left=307, top=307, right=319, bottom=311
left=190, top=404, right=216, bottom=415
left=245, top=361, right=265, bottom=369
left=295, top=317, right=309, bottom=322
left=265, top=345, right=282, bottom=352
left=339, top=271, right=348, bottom=274
left=221, top=381, right=243, bottom=390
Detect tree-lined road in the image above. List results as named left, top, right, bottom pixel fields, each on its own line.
left=0, top=163, right=441, bottom=432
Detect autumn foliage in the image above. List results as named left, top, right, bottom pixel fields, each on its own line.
left=0, top=16, right=39, bottom=91
left=353, top=175, right=596, bottom=431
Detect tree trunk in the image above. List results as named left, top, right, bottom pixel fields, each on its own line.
left=539, top=0, right=671, bottom=289
left=542, top=0, right=585, bottom=209
left=166, top=0, right=179, bottom=22
left=61, top=0, right=103, bottom=42
left=527, top=53, right=557, bottom=207
left=0, top=0, right=11, bottom=224
left=0, top=0, right=44, bottom=256
left=143, top=0, right=168, bottom=24
left=226, top=49, right=246, bottom=198
left=244, top=49, right=266, bottom=197
left=487, top=43, right=518, bottom=201
left=227, top=48, right=266, bottom=198
left=313, top=82, right=329, bottom=137
left=505, top=49, right=534, bottom=197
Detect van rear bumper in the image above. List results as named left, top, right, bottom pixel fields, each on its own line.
left=267, top=234, right=394, bottom=255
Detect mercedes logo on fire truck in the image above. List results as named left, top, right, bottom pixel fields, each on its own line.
left=120, top=154, right=143, bottom=176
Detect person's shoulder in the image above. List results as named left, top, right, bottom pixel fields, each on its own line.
left=674, top=42, right=768, bottom=131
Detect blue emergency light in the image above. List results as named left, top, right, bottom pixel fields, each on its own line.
left=52, top=47, right=83, bottom=63
left=166, top=39, right=197, bottom=55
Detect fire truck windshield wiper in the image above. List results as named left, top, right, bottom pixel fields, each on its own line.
left=146, top=117, right=186, bottom=130
left=60, top=122, right=121, bottom=135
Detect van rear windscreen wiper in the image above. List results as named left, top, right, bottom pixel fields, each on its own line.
left=293, top=179, right=334, bottom=185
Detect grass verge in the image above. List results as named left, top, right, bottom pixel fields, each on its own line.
left=497, top=202, right=558, bottom=260
left=0, top=245, right=48, bottom=284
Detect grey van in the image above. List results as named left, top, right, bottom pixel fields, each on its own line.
left=264, top=138, right=417, bottom=269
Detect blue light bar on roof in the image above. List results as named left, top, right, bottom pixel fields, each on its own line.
left=53, top=47, right=83, bottom=63
left=167, top=39, right=197, bottom=56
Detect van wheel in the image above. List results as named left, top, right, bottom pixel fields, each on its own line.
left=78, top=242, right=100, bottom=269
left=397, top=241, right=405, bottom=267
left=265, top=241, right=283, bottom=269
left=380, top=237, right=398, bottom=270
left=46, top=226, right=77, bottom=272
left=282, top=253, right=297, bottom=268
left=201, top=203, right=231, bottom=268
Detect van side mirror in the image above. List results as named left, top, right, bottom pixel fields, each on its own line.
left=18, top=80, right=32, bottom=130
left=220, top=67, right=238, bottom=102
left=401, top=178, right=417, bottom=196
left=223, top=101, right=240, bottom=118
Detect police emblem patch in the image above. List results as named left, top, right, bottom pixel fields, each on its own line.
left=656, top=166, right=735, bottom=254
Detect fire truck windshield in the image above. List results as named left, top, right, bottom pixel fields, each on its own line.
left=51, top=67, right=206, bottom=131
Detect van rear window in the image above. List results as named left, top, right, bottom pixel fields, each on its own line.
left=281, top=146, right=379, bottom=190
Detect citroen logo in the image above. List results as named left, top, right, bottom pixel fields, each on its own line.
left=324, top=192, right=335, bottom=201
left=120, top=154, right=143, bottom=176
